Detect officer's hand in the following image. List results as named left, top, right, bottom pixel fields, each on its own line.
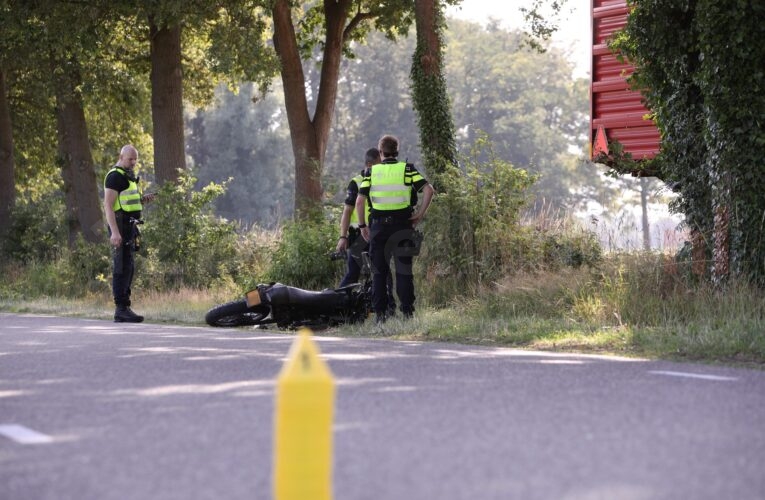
left=409, top=212, right=423, bottom=227
left=336, top=238, right=348, bottom=252
left=360, top=227, right=370, bottom=242
left=110, top=232, right=123, bottom=247
left=141, top=193, right=157, bottom=203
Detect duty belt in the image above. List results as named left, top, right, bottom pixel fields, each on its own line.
left=372, top=214, right=409, bottom=225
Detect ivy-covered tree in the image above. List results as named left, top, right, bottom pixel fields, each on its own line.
left=614, top=0, right=765, bottom=284
left=411, top=0, right=457, bottom=187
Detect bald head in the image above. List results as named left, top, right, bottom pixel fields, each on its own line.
left=118, top=145, right=138, bottom=169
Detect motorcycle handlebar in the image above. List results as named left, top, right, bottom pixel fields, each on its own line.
left=329, top=250, right=346, bottom=261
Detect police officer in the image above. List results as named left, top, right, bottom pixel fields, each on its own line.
left=335, top=148, right=396, bottom=315
left=103, top=145, right=155, bottom=322
left=356, top=135, right=434, bottom=323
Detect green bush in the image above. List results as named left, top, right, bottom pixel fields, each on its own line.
left=138, top=171, right=240, bottom=289
left=418, top=136, right=535, bottom=300
left=227, top=226, right=280, bottom=291
left=264, top=210, right=344, bottom=290
left=64, top=237, right=112, bottom=294
left=0, top=171, right=272, bottom=299
left=0, top=198, right=66, bottom=263
left=0, top=236, right=110, bottom=299
left=416, top=136, right=602, bottom=305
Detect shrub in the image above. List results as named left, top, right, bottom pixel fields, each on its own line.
left=264, top=209, right=344, bottom=290
left=138, top=171, right=240, bottom=289
left=0, top=198, right=66, bottom=264
left=418, top=136, right=536, bottom=302
left=0, top=236, right=110, bottom=299
left=416, top=135, right=602, bottom=305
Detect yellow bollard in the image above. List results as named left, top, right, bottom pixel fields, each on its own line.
left=273, top=328, right=336, bottom=500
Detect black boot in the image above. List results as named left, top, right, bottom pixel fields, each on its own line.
left=387, top=302, right=397, bottom=318
left=114, top=305, right=144, bottom=323
left=401, top=307, right=414, bottom=320
left=375, top=312, right=388, bottom=325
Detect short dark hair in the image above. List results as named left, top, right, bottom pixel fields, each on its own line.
left=365, top=147, right=380, bottom=164
left=378, top=135, right=399, bottom=158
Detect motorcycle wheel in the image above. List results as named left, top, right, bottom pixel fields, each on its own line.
left=205, top=300, right=271, bottom=327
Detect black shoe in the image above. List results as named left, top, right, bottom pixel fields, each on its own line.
left=401, top=309, right=413, bottom=320
left=387, top=304, right=397, bottom=317
left=114, top=306, right=144, bottom=323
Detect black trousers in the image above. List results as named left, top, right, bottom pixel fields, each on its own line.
left=109, top=218, right=136, bottom=307
left=369, top=218, right=417, bottom=315
left=112, top=243, right=135, bottom=307
left=340, top=230, right=395, bottom=309
left=339, top=229, right=365, bottom=287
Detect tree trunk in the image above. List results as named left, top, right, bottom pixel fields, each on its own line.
left=713, top=201, right=730, bottom=284
left=150, top=19, right=185, bottom=185
left=639, top=177, right=650, bottom=250
left=272, top=0, right=349, bottom=218
left=51, top=56, right=104, bottom=246
left=412, top=0, right=457, bottom=185
left=0, top=68, right=15, bottom=237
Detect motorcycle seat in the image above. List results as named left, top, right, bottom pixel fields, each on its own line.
left=266, top=284, right=347, bottom=309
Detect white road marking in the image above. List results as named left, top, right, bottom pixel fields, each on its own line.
left=649, top=370, right=738, bottom=382
left=373, top=386, right=418, bottom=393
left=540, top=360, right=584, bottom=365
left=0, top=424, right=54, bottom=444
left=323, top=353, right=376, bottom=361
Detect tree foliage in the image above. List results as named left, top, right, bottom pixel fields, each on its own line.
left=1, top=0, right=279, bottom=241
left=3, top=2, right=600, bottom=283
left=188, top=17, right=591, bottom=227
left=187, top=82, right=293, bottom=227
left=445, top=19, right=590, bottom=209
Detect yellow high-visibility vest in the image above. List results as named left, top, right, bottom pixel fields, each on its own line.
left=349, top=173, right=370, bottom=226
left=368, top=162, right=410, bottom=211
left=104, top=167, right=142, bottom=213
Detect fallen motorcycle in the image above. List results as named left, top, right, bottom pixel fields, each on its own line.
left=204, top=251, right=372, bottom=329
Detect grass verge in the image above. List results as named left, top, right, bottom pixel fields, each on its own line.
left=1, top=254, right=763, bottom=368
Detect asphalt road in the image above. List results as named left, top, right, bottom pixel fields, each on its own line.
left=1, top=313, right=764, bottom=500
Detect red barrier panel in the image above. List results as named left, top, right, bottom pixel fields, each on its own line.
left=590, top=0, right=660, bottom=162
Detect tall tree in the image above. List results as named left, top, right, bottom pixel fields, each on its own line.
left=0, top=67, right=14, bottom=236
left=639, top=177, right=651, bottom=250
left=127, top=0, right=276, bottom=185
left=149, top=18, right=185, bottom=184
left=35, top=1, right=107, bottom=245
left=270, top=0, right=449, bottom=217
left=411, top=0, right=457, bottom=186
left=50, top=51, right=103, bottom=244
left=272, top=0, right=325, bottom=216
